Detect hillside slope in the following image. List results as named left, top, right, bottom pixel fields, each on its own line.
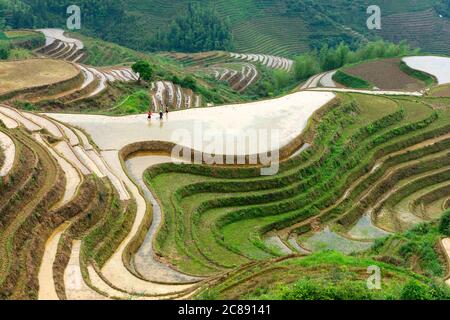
left=124, top=0, right=450, bottom=56
left=2, top=0, right=450, bottom=56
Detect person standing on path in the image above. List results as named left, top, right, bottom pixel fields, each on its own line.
left=159, top=110, right=163, bottom=120
left=147, top=110, right=152, bottom=120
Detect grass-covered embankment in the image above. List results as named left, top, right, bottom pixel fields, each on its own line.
left=400, top=61, right=437, bottom=87
left=332, top=70, right=373, bottom=89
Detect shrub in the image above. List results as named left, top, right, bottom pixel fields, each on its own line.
left=439, top=210, right=450, bottom=236
left=399, top=281, right=450, bottom=300
left=278, top=279, right=373, bottom=300
left=333, top=70, right=372, bottom=89
left=400, top=281, right=432, bottom=300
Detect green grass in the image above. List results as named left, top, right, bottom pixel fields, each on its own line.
left=333, top=70, right=373, bottom=89
left=111, top=90, right=150, bottom=115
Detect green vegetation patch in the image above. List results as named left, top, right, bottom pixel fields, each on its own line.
left=371, top=213, right=450, bottom=278
left=112, top=90, right=151, bottom=115
left=197, top=251, right=450, bottom=300
left=400, top=61, right=436, bottom=87
left=333, top=70, right=373, bottom=89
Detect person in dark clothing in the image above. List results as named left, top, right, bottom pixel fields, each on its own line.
left=159, top=110, right=163, bottom=120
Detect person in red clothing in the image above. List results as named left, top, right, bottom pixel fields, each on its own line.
left=147, top=110, right=152, bottom=120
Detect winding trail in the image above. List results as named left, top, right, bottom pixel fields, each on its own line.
left=319, top=71, right=337, bottom=87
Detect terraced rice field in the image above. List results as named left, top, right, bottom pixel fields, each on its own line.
left=48, top=91, right=335, bottom=153
left=343, top=58, right=427, bottom=91
left=0, top=29, right=140, bottom=105
left=0, top=84, right=449, bottom=300
left=377, top=9, right=450, bottom=56
left=149, top=81, right=203, bottom=111
left=131, top=93, right=450, bottom=277
left=229, top=53, right=293, bottom=72
left=403, top=56, right=450, bottom=85
left=1, top=31, right=450, bottom=300
left=165, top=50, right=293, bottom=93
left=0, top=59, right=79, bottom=96
left=207, top=63, right=259, bottom=92
left=36, top=29, right=85, bottom=63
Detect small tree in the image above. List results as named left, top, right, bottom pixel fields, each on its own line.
left=132, top=60, right=154, bottom=82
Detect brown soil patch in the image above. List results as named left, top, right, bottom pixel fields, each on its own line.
left=0, top=59, right=79, bottom=95
left=343, top=58, right=425, bottom=91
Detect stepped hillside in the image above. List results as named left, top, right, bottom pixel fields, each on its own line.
left=1, top=34, right=450, bottom=299
left=1, top=4, right=450, bottom=302
left=124, top=0, right=450, bottom=56
left=2, top=1, right=450, bottom=56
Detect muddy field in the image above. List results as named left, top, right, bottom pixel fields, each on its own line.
left=343, top=58, right=425, bottom=91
